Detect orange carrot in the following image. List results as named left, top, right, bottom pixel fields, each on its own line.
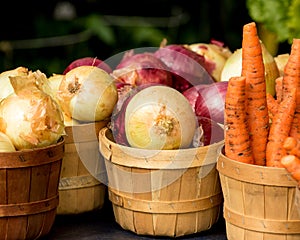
left=224, top=76, right=254, bottom=164
left=266, top=92, right=278, bottom=121
left=282, top=39, right=300, bottom=139
left=283, top=136, right=298, bottom=152
left=281, top=155, right=300, bottom=182
left=275, top=76, right=283, bottom=103
left=266, top=89, right=296, bottom=167
left=241, top=22, right=269, bottom=166
left=290, top=111, right=300, bottom=139
left=282, top=39, right=300, bottom=106
left=283, top=136, right=300, bottom=158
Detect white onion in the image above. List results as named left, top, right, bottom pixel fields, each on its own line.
left=0, top=71, right=65, bottom=150
left=57, top=66, right=118, bottom=122
left=124, top=85, right=197, bottom=150
left=220, top=48, right=242, bottom=82
left=188, top=42, right=232, bottom=82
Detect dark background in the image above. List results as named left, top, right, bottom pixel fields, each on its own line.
left=0, top=0, right=288, bottom=76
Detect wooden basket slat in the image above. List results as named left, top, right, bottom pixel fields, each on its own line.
left=30, top=165, right=50, bottom=201
left=0, top=139, right=64, bottom=240
left=26, top=214, right=45, bottom=239
left=99, top=127, right=224, bottom=237
left=7, top=168, right=31, bottom=203
left=57, top=121, right=107, bottom=215
left=217, top=152, right=300, bottom=239
left=48, top=160, right=62, bottom=196
left=7, top=217, right=27, bottom=239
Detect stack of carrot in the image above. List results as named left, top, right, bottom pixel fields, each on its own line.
left=224, top=21, right=300, bottom=184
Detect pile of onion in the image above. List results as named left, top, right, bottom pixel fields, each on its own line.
left=112, top=50, right=173, bottom=87
left=153, top=41, right=214, bottom=92
left=0, top=70, right=65, bottom=150
left=63, top=56, right=113, bottom=74
left=111, top=84, right=197, bottom=150
left=56, top=65, right=118, bottom=122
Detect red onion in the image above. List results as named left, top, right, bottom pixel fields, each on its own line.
left=112, top=50, right=173, bottom=87
left=197, top=117, right=224, bottom=146
left=183, top=81, right=228, bottom=124
left=154, top=44, right=214, bottom=92
left=63, top=57, right=112, bottom=74
left=182, top=84, right=209, bottom=111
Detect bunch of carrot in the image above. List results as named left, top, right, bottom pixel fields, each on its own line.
left=224, top=21, right=300, bottom=185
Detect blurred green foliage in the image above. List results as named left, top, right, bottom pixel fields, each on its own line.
left=0, top=0, right=288, bottom=76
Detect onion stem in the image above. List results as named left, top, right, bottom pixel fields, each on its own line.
left=154, top=106, right=175, bottom=136
left=67, top=78, right=81, bottom=94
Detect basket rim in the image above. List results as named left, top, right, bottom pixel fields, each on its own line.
left=100, top=127, right=224, bottom=153
left=0, top=137, right=65, bottom=168
left=99, top=127, right=224, bottom=169
left=217, top=151, right=298, bottom=187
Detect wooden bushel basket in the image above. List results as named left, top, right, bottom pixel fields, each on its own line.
left=57, top=121, right=108, bottom=215
left=217, top=151, right=300, bottom=240
left=0, top=138, right=64, bottom=240
left=99, top=127, right=224, bottom=237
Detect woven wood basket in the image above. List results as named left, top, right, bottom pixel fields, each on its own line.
left=57, top=121, right=108, bottom=215
left=99, top=127, right=224, bottom=237
left=217, top=151, right=300, bottom=240
left=0, top=138, right=64, bottom=240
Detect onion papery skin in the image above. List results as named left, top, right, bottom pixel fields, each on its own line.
left=0, top=66, right=29, bottom=101
left=112, top=52, right=173, bottom=87
left=57, top=65, right=118, bottom=122
left=0, top=75, right=65, bottom=150
left=154, top=44, right=214, bottom=92
left=122, top=85, right=197, bottom=150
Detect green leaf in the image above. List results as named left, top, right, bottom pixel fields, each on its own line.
left=84, top=14, right=115, bottom=45
left=129, top=27, right=167, bottom=46
left=287, top=0, right=300, bottom=42
left=246, top=0, right=291, bottom=42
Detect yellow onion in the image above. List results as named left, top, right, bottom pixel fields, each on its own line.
left=0, top=71, right=65, bottom=150
left=62, top=111, right=80, bottom=126
left=221, top=42, right=279, bottom=96
left=47, top=73, right=64, bottom=98
left=0, top=66, right=29, bottom=101
left=57, top=65, right=118, bottom=122
left=123, top=85, right=197, bottom=150
left=0, top=132, right=16, bottom=152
